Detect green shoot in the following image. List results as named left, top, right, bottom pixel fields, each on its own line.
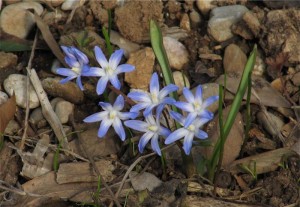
left=238, top=161, right=257, bottom=181
left=53, top=140, right=62, bottom=172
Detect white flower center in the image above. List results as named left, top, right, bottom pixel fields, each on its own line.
left=109, top=110, right=117, bottom=120
left=71, top=67, right=81, bottom=74
left=151, top=93, right=159, bottom=104
left=187, top=124, right=195, bottom=132
left=148, top=125, right=158, bottom=132
left=193, top=102, right=201, bottom=111
left=105, top=66, right=114, bottom=77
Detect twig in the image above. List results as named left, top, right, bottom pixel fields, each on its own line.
left=27, top=69, right=69, bottom=150
left=20, top=31, right=39, bottom=150
left=70, top=115, right=122, bottom=207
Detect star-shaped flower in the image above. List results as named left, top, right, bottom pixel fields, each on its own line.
left=84, top=46, right=135, bottom=95
left=124, top=115, right=171, bottom=156
left=165, top=111, right=211, bottom=155
left=56, top=46, right=90, bottom=90
left=83, top=95, right=138, bottom=141
left=128, top=72, right=179, bottom=116
left=174, top=86, right=219, bottom=128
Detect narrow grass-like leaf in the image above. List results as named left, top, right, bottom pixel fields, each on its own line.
left=102, top=27, right=113, bottom=56
left=53, top=141, right=62, bottom=172
left=209, top=45, right=257, bottom=180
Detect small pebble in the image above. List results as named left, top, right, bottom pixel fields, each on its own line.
left=4, top=120, right=20, bottom=136
left=223, top=44, right=247, bottom=74
left=0, top=91, right=8, bottom=105
left=0, top=52, right=18, bottom=85
left=257, top=111, right=285, bottom=137
left=173, top=71, right=190, bottom=95
left=163, top=36, right=189, bottom=70
left=55, top=100, right=74, bottom=124
left=61, top=0, right=82, bottom=10
left=196, top=0, right=216, bottom=16
left=4, top=74, right=40, bottom=109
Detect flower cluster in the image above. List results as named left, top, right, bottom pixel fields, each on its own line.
left=57, top=46, right=218, bottom=155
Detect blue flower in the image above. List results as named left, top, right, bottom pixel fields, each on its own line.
left=56, top=46, right=90, bottom=90
left=165, top=111, right=211, bottom=155
left=84, top=46, right=135, bottom=95
left=174, top=86, right=219, bottom=128
left=128, top=72, right=179, bottom=116
left=83, top=95, right=138, bottom=141
left=124, top=115, right=171, bottom=156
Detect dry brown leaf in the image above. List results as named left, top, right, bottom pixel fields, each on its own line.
left=33, top=12, right=67, bottom=68
left=265, top=52, right=289, bottom=79
left=0, top=94, right=16, bottom=134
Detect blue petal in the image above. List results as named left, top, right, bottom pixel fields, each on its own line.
left=128, top=91, right=151, bottom=102
left=138, top=132, right=154, bottom=153
left=98, top=119, right=112, bottom=138
left=159, top=126, right=171, bottom=137
left=83, top=111, right=108, bottom=123
left=169, top=111, right=184, bottom=124
left=113, top=118, right=126, bottom=141
left=72, top=47, right=89, bottom=64
left=161, top=97, right=176, bottom=105
left=83, top=67, right=105, bottom=77
left=76, top=76, right=84, bottom=90
left=99, top=102, right=113, bottom=111
left=203, top=96, right=219, bottom=108
left=195, top=85, right=203, bottom=102
left=130, top=102, right=150, bottom=113
left=165, top=128, right=187, bottom=144
left=183, top=87, right=195, bottom=103
left=116, top=64, right=135, bottom=73
left=56, top=68, right=77, bottom=77
left=113, top=95, right=124, bottom=110
left=59, top=76, right=76, bottom=84
left=109, top=49, right=124, bottom=70
left=109, top=75, right=121, bottom=89
left=124, top=120, right=148, bottom=132
left=94, top=46, right=108, bottom=68
left=143, top=105, right=156, bottom=117
left=81, top=64, right=91, bottom=74
left=61, top=46, right=76, bottom=59
left=199, top=110, right=214, bottom=120
left=65, top=56, right=79, bottom=68
left=150, top=72, right=159, bottom=95
left=151, top=134, right=161, bottom=156
left=156, top=104, right=165, bottom=119
left=174, top=102, right=193, bottom=112
left=119, top=112, right=138, bottom=120
left=96, top=76, right=109, bottom=95
left=182, top=132, right=194, bottom=155
left=184, top=112, right=197, bottom=128
left=194, top=129, right=208, bottom=139
left=158, top=84, right=179, bottom=99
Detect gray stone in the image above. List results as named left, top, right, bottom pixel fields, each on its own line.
left=55, top=100, right=74, bottom=124
left=4, top=120, right=20, bottom=136
left=208, top=5, right=248, bottom=42
left=196, top=0, right=216, bottom=16
left=0, top=52, right=18, bottom=85
left=0, top=91, right=8, bottom=105
left=223, top=44, right=247, bottom=74
left=130, top=171, right=162, bottom=192
left=291, top=71, right=300, bottom=87
left=4, top=74, right=40, bottom=109
left=0, top=2, right=43, bottom=38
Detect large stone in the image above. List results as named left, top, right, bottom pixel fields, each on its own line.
left=125, top=47, right=155, bottom=90
left=0, top=52, right=18, bottom=85
left=0, top=2, right=43, bottom=39
left=4, top=74, right=40, bottom=109
left=223, top=44, right=247, bottom=74
left=163, top=36, right=189, bottom=70
left=42, top=77, right=84, bottom=104
left=208, top=5, right=248, bottom=42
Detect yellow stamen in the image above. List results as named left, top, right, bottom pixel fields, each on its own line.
left=71, top=67, right=81, bottom=74
left=148, top=125, right=158, bottom=132
left=109, top=111, right=117, bottom=119
left=187, top=124, right=195, bottom=131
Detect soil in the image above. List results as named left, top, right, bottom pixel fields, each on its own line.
left=0, top=1, right=299, bottom=207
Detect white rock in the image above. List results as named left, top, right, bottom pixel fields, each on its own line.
left=130, top=171, right=162, bottom=192
left=0, top=91, right=8, bottom=105
left=61, top=0, right=84, bottom=10
left=173, top=71, right=190, bottom=95
left=43, top=0, right=65, bottom=7
left=163, top=36, right=189, bottom=70
left=196, top=0, right=216, bottom=16
left=0, top=2, right=43, bottom=39
left=55, top=100, right=74, bottom=124
left=4, top=74, right=40, bottom=109
left=208, top=5, right=248, bottom=42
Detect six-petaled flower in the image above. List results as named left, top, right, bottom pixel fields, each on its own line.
left=174, top=86, right=219, bottom=128
left=56, top=46, right=90, bottom=90
left=83, top=95, right=138, bottom=141
left=128, top=72, right=179, bottom=116
left=84, top=46, right=135, bottom=95
left=165, top=111, right=211, bottom=155
left=124, top=115, right=171, bottom=156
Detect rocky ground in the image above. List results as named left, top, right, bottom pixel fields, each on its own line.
left=0, top=0, right=299, bottom=207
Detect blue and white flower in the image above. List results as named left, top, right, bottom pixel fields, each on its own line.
left=174, top=86, right=219, bottom=128
left=84, top=46, right=135, bottom=95
left=56, top=46, right=90, bottom=90
left=83, top=95, right=138, bottom=141
left=124, top=115, right=171, bottom=156
left=165, top=111, right=211, bottom=155
left=128, top=72, right=179, bottom=116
